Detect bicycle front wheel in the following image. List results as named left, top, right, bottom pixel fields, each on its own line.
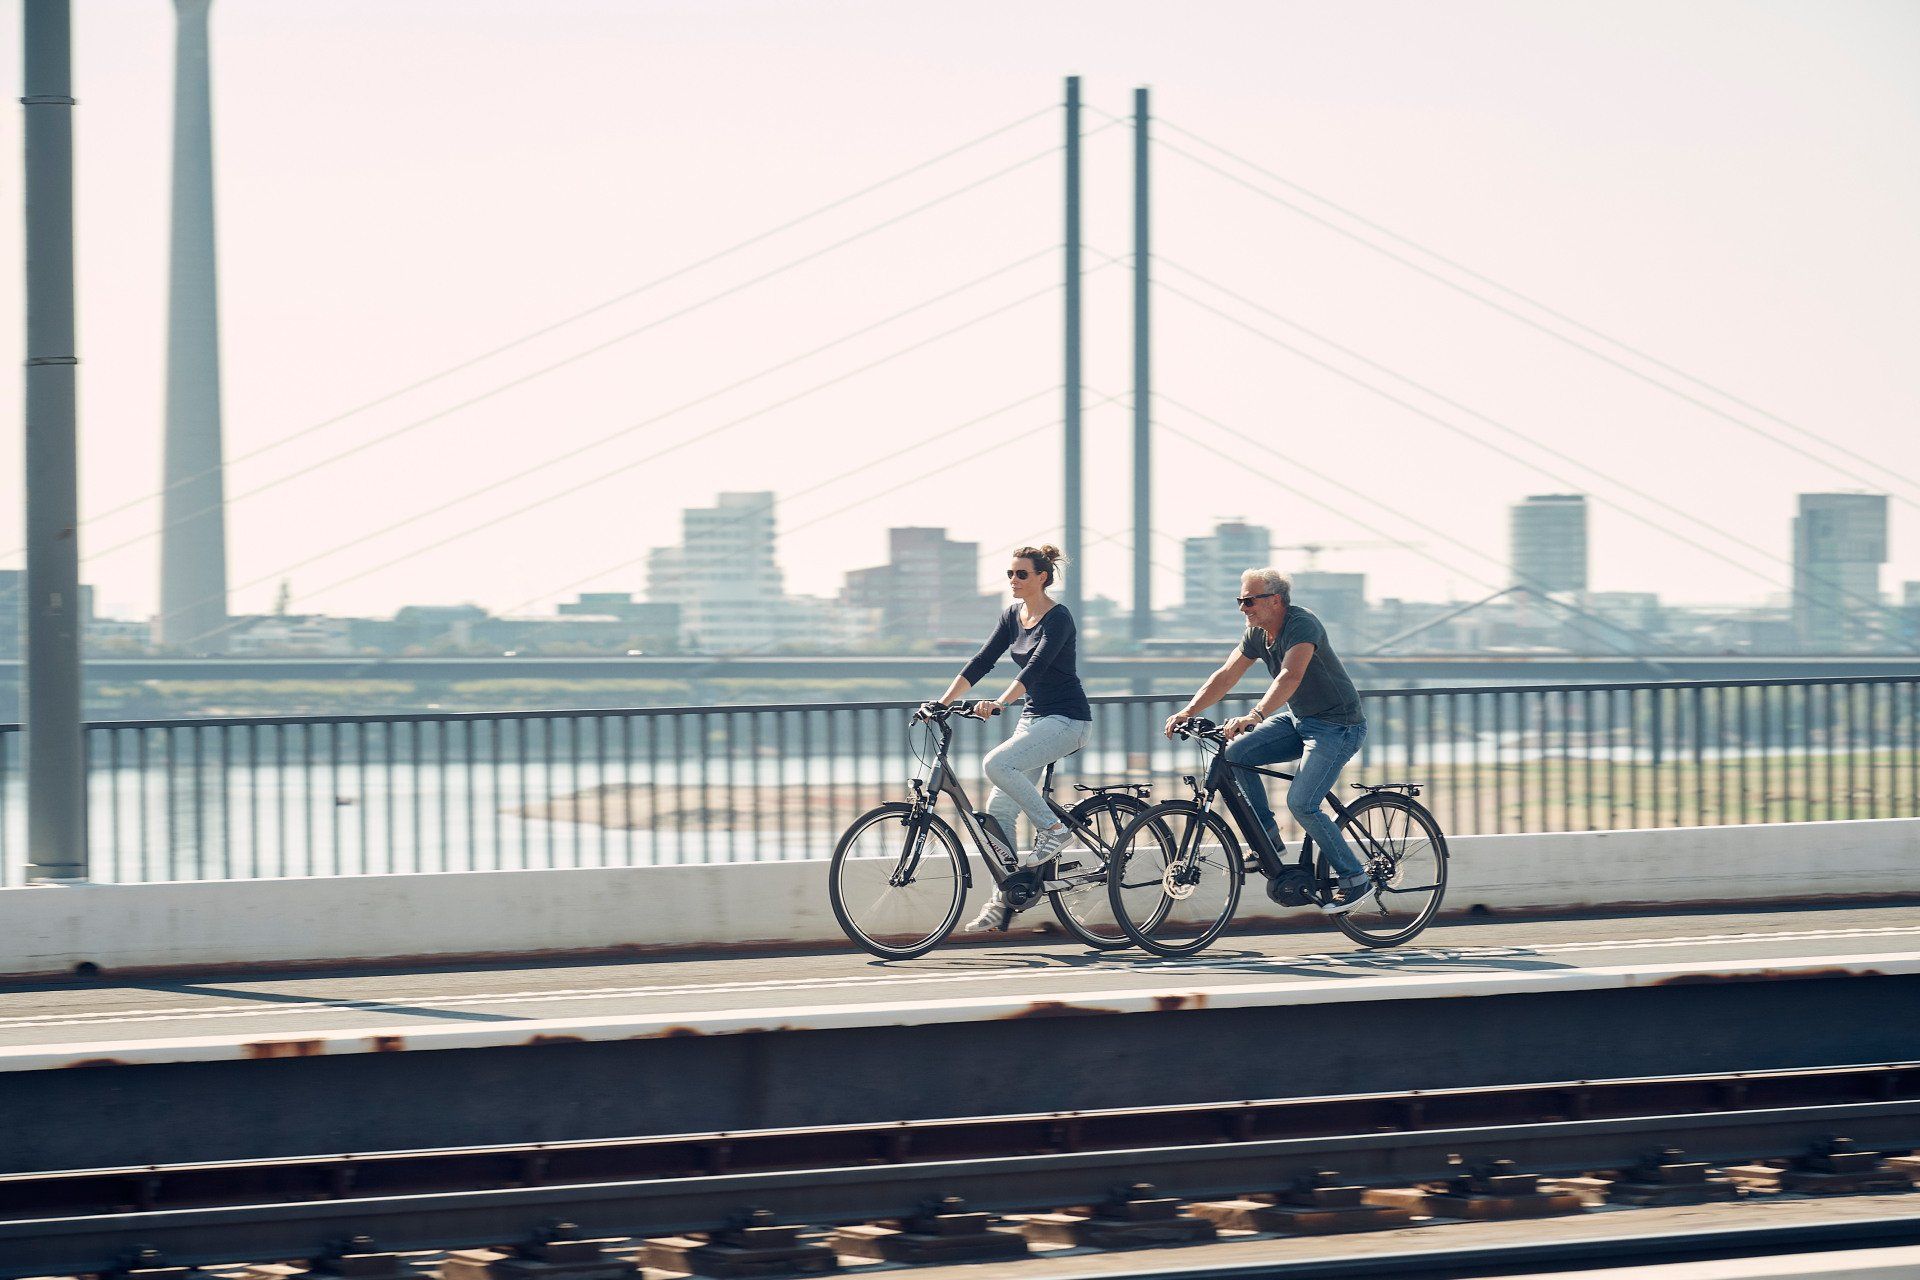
left=1107, top=800, right=1243, bottom=957
left=1047, top=791, right=1167, bottom=950
left=828, top=803, right=967, bottom=960
left=1325, top=792, right=1448, bottom=949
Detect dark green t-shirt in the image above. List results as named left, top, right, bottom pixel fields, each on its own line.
left=1240, top=604, right=1365, bottom=724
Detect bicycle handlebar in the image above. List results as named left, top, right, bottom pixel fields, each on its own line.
left=913, top=699, right=1000, bottom=725
left=1169, top=716, right=1226, bottom=742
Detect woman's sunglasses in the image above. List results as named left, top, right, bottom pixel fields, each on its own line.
left=1006, top=569, right=1033, bottom=580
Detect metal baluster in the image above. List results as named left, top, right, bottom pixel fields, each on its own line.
left=1846, top=682, right=1858, bottom=822
left=560, top=710, right=576, bottom=871
left=0, top=730, right=10, bottom=884
left=671, top=714, right=686, bottom=865
left=794, top=710, right=810, bottom=859
left=697, top=711, right=711, bottom=865
left=646, top=712, right=661, bottom=865
left=594, top=715, right=608, bottom=867
left=622, top=714, right=636, bottom=866
left=750, top=711, right=763, bottom=863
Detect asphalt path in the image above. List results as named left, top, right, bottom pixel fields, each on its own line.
left=0, top=902, right=1913, bottom=1060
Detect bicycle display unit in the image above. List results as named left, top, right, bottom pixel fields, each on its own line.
left=827, top=701, right=1161, bottom=959
left=1106, top=717, right=1449, bottom=955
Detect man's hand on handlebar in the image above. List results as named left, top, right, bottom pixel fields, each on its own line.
left=1164, top=710, right=1194, bottom=739
left=1221, top=713, right=1263, bottom=741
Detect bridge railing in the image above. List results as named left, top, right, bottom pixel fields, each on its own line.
left=1, top=675, right=1915, bottom=883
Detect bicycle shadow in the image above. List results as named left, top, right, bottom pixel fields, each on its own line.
left=865, top=942, right=1576, bottom=978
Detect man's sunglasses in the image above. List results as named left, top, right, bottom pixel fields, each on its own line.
left=1236, top=591, right=1280, bottom=607
left=1006, top=569, right=1033, bottom=580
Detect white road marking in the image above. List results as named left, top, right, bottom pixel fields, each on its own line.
left=1, top=924, right=1916, bottom=1031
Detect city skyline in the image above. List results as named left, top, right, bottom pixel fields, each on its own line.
left=2, top=2, right=1916, bottom=624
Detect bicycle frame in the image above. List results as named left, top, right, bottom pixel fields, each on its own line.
left=901, top=714, right=1133, bottom=895
left=1189, top=734, right=1389, bottom=879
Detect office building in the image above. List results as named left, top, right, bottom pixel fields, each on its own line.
left=1792, top=493, right=1888, bottom=649
left=647, top=492, right=784, bottom=652
left=1183, top=521, right=1272, bottom=616
left=1510, top=495, right=1588, bottom=594
left=842, top=527, right=996, bottom=646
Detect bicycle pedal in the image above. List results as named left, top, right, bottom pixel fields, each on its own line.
left=1055, top=859, right=1084, bottom=874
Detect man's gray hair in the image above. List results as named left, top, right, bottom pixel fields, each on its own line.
left=1240, top=567, right=1292, bottom=604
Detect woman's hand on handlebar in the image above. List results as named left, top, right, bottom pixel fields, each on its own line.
left=970, top=700, right=1002, bottom=720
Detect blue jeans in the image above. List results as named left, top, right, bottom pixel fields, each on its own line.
left=1223, top=714, right=1370, bottom=886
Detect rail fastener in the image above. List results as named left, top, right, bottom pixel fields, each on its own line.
left=242, top=1233, right=414, bottom=1280
left=828, top=1196, right=1030, bottom=1265
left=1599, top=1147, right=1742, bottom=1207
left=1192, top=1169, right=1415, bottom=1236
left=1012, top=1182, right=1218, bottom=1249
left=640, top=1208, right=835, bottom=1278
left=1419, top=1157, right=1588, bottom=1220
left=442, top=1221, right=637, bottom=1280
left=1722, top=1136, right=1918, bottom=1197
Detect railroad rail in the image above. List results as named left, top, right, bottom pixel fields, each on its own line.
left=2, top=1062, right=1917, bottom=1277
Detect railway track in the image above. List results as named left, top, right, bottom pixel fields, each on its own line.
left=3, top=1061, right=1917, bottom=1278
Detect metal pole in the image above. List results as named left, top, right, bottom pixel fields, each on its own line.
left=1062, top=76, right=1082, bottom=621
left=21, top=0, right=88, bottom=880
left=1130, top=86, right=1152, bottom=645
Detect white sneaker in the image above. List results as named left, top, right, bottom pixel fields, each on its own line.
left=967, top=892, right=1015, bottom=932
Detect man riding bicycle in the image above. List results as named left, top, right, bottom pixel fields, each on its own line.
left=1164, top=568, right=1372, bottom=915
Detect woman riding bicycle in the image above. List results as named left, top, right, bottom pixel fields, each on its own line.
left=927, top=544, right=1092, bottom=932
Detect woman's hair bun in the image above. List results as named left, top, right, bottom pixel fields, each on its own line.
left=1013, top=543, right=1067, bottom=585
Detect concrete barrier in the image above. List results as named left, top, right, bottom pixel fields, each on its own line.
left=0, top=818, right=1914, bottom=978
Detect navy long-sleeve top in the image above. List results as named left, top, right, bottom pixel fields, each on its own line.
left=960, top=603, right=1092, bottom=722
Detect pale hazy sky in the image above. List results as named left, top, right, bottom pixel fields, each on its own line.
left=2, top=0, right=1917, bottom=622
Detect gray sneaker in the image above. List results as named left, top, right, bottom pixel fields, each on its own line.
left=1021, top=823, right=1072, bottom=868
left=967, top=892, right=1016, bottom=932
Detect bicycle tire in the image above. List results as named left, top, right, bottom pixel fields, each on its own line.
left=1047, top=791, right=1166, bottom=950
left=1323, top=792, right=1448, bottom=949
left=828, top=802, right=968, bottom=960
left=1106, top=800, right=1244, bottom=957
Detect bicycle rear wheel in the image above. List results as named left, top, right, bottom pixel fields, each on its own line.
left=1106, top=800, right=1243, bottom=957
left=1324, top=792, right=1448, bottom=949
left=1047, top=792, right=1168, bottom=950
left=828, top=803, right=967, bottom=960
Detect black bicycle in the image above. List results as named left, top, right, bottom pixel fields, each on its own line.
left=828, top=701, right=1169, bottom=960
left=1105, top=717, right=1448, bottom=955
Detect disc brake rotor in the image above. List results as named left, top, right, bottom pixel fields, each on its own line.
left=1162, top=861, right=1198, bottom=901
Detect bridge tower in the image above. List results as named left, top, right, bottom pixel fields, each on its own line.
left=159, top=0, right=231, bottom=652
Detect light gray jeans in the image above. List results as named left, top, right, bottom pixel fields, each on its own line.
left=982, top=713, right=1093, bottom=845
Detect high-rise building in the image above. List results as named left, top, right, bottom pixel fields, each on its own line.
left=1792, top=493, right=1888, bottom=649
left=646, top=492, right=784, bottom=652
left=1292, top=570, right=1367, bottom=639
left=842, top=527, right=997, bottom=646
left=1183, top=521, right=1272, bottom=618
left=1510, top=495, right=1588, bottom=594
